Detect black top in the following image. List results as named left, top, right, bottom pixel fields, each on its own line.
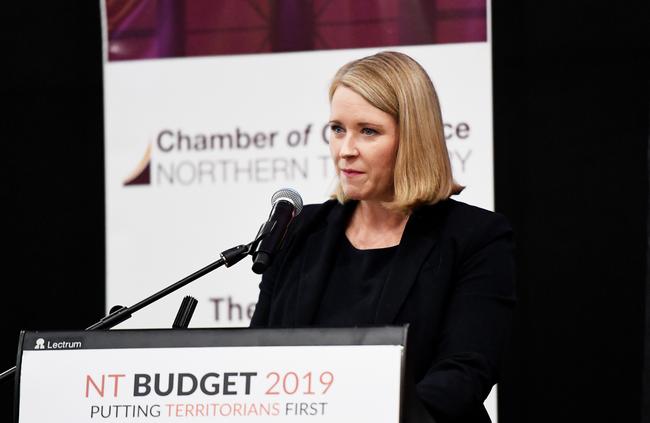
left=314, top=236, right=398, bottom=325
left=251, top=199, right=515, bottom=423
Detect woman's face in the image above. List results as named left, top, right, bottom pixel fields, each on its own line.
left=329, top=86, right=399, bottom=203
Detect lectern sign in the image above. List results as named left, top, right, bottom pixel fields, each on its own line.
left=15, top=327, right=406, bottom=422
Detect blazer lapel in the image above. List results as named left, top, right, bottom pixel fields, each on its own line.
left=294, top=201, right=355, bottom=325
left=374, top=204, right=443, bottom=324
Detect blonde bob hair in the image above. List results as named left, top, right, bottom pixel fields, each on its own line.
left=329, top=51, right=463, bottom=213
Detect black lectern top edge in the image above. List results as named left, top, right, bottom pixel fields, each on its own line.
left=18, top=325, right=409, bottom=351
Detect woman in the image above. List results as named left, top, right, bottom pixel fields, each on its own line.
left=251, top=51, right=515, bottom=423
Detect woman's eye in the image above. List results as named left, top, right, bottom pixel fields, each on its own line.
left=361, top=127, right=377, bottom=136
left=330, top=124, right=344, bottom=134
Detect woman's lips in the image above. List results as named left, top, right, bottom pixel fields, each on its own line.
left=341, top=169, right=364, bottom=177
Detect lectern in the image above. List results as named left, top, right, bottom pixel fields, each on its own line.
left=14, top=326, right=407, bottom=422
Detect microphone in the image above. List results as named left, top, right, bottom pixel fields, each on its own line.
left=252, top=188, right=303, bottom=274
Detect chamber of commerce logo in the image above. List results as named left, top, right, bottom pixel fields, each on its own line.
left=123, top=143, right=152, bottom=186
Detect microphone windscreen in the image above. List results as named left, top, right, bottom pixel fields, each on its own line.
left=271, top=188, right=303, bottom=216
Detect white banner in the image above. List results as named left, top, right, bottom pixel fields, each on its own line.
left=102, top=2, right=496, bottom=419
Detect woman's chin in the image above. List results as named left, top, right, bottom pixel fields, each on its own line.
left=341, top=187, right=363, bottom=200
left=344, top=194, right=362, bottom=201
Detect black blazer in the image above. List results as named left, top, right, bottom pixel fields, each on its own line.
left=251, top=199, right=516, bottom=423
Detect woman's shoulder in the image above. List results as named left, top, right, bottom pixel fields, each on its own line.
left=414, top=198, right=513, bottom=250
left=441, top=198, right=510, bottom=226
left=282, top=198, right=340, bottom=240
left=293, top=198, right=340, bottom=225
left=416, top=198, right=507, bottom=223
left=299, top=198, right=339, bottom=215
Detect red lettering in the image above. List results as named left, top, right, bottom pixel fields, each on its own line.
left=233, top=403, right=243, bottom=416
left=85, top=374, right=104, bottom=398
left=195, top=404, right=206, bottom=417
left=185, top=404, right=195, bottom=417
left=108, top=374, right=125, bottom=397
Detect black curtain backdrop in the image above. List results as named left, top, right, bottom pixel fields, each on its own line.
left=646, top=113, right=650, bottom=422
left=1, top=1, right=648, bottom=422
left=1, top=2, right=105, bottom=418
left=492, top=1, right=649, bottom=422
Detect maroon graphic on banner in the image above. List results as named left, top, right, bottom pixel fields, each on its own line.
left=124, top=143, right=151, bottom=186
left=106, top=0, right=487, bottom=61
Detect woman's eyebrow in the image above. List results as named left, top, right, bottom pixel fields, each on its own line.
left=327, top=120, right=385, bottom=130
left=357, top=122, right=385, bottom=129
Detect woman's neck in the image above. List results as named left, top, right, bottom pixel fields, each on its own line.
left=345, top=200, right=409, bottom=249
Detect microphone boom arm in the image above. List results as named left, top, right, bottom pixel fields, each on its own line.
left=0, top=225, right=275, bottom=382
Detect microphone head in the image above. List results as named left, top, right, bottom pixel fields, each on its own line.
left=271, top=188, right=303, bottom=216
left=251, top=188, right=303, bottom=275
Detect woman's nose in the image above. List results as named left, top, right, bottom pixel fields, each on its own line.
left=339, top=134, right=358, bottom=158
